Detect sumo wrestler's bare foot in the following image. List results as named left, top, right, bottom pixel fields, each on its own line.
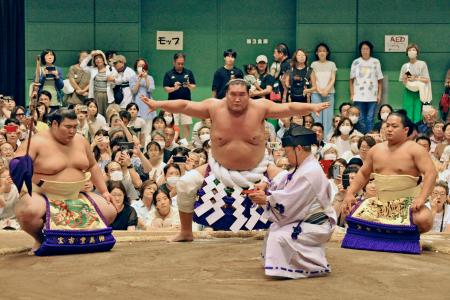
left=27, top=240, right=41, bottom=256
left=167, top=231, right=194, bottom=242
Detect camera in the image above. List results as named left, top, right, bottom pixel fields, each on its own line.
left=268, top=141, right=282, bottom=150
left=332, top=164, right=340, bottom=179
left=342, top=174, right=350, bottom=190
left=119, top=142, right=134, bottom=153
left=173, top=156, right=187, bottom=163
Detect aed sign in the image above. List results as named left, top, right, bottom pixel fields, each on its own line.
left=385, top=35, right=408, bottom=52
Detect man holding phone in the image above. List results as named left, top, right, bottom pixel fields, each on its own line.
left=163, top=53, right=196, bottom=140
left=140, top=79, right=329, bottom=241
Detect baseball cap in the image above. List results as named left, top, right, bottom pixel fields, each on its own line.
left=256, top=55, right=268, bottom=64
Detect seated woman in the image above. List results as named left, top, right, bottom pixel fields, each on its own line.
left=193, top=126, right=211, bottom=149
left=108, top=181, right=138, bottom=231
left=132, top=180, right=158, bottom=230
left=144, top=141, right=166, bottom=182
left=148, top=187, right=180, bottom=230
left=92, top=129, right=111, bottom=172
left=0, top=164, right=20, bottom=230
left=158, top=163, right=182, bottom=203
left=159, top=110, right=180, bottom=142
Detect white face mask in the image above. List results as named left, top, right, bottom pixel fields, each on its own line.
left=324, top=153, right=337, bottom=161
left=407, top=50, right=417, bottom=59
left=349, top=116, right=359, bottom=124
left=166, top=176, right=180, bottom=187
left=137, top=66, right=143, bottom=74
left=311, top=145, right=318, bottom=156
left=110, top=170, right=123, bottom=181
left=380, top=112, right=390, bottom=121
left=351, top=142, right=359, bottom=153
left=340, top=126, right=352, bottom=135
left=200, top=134, right=210, bottom=143
left=164, top=116, right=173, bottom=124
left=155, top=140, right=165, bottom=149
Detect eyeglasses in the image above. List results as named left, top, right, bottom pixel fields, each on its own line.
left=16, top=113, right=25, bottom=116
left=432, top=191, right=447, bottom=196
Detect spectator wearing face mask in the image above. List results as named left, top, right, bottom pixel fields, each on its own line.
left=348, top=106, right=365, bottom=134
left=105, top=160, right=139, bottom=203
left=320, top=143, right=340, bottom=162
left=150, top=130, right=171, bottom=163
left=159, top=163, right=182, bottom=204
left=194, top=126, right=211, bottom=148
left=373, top=104, right=393, bottom=132
left=158, top=110, right=180, bottom=141
left=400, top=44, right=432, bottom=123
left=330, top=117, right=354, bottom=155
left=192, top=118, right=211, bottom=144
left=130, top=58, right=156, bottom=121
left=341, top=132, right=363, bottom=162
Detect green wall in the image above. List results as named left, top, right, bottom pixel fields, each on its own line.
left=25, top=0, right=450, bottom=114
left=297, top=0, right=450, bottom=111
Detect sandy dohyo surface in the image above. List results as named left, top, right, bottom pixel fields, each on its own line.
left=0, top=230, right=449, bottom=300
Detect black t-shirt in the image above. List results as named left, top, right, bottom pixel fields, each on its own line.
left=111, top=204, right=138, bottom=230
left=212, top=66, right=244, bottom=98
left=288, top=67, right=311, bottom=102
left=273, top=58, right=291, bottom=97
left=252, top=73, right=275, bottom=99
left=163, top=68, right=196, bottom=100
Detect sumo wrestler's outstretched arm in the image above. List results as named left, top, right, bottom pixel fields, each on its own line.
left=263, top=99, right=330, bottom=119
left=140, top=95, right=213, bottom=119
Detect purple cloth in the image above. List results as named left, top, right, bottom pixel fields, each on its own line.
left=9, top=155, right=33, bottom=195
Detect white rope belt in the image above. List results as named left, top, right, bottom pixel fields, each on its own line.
left=208, top=151, right=270, bottom=189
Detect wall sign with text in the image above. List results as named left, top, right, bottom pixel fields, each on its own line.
left=384, top=35, right=408, bottom=52
left=156, top=31, right=183, bottom=50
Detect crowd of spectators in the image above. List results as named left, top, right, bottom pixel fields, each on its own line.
left=1, top=42, right=449, bottom=232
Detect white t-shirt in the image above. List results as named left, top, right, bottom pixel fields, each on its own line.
left=311, top=61, right=337, bottom=93
left=399, top=60, right=430, bottom=81
left=350, top=57, right=384, bottom=102
left=426, top=204, right=450, bottom=232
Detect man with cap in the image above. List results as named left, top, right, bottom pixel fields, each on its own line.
left=248, top=125, right=337, bottom=279
left=251, top=55, right=275, bottom=99
left=112, top=54, right=135, bottom=108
